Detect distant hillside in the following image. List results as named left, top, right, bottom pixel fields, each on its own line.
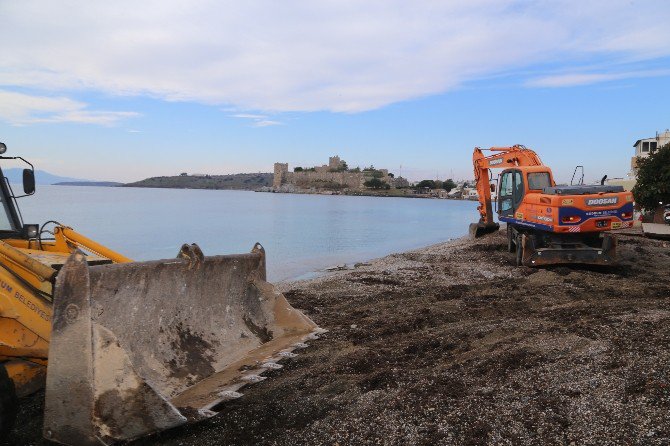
left=54, top=181, right=123, bottom=187
left=3, top=168, right=90, bottom=185
left=124, top=173, right=273, bottom=190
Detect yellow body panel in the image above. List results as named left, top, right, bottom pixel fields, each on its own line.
left=0, top=226, right=129, bottom=396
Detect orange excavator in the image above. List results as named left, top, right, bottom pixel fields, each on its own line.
left=470, top=145, right=634, bottom=266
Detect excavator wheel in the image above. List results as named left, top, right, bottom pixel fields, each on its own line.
left=0, top=363, right=18, bottom=439
left=507, top=226, right=515, bottom=253
left=515, top=234, right=524, bottom=266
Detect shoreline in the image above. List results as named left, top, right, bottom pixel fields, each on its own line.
left=278, top=235, right=468, bottom=287
left=117, top=184, right=478, bottom=201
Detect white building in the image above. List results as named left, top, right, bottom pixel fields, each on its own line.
left=606, top=129, right=669, bottom=192
left=631, top=129, right=670, bottom=176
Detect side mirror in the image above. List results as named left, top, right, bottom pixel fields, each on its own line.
left=0, top=142, right=6, bottom=154
left=23, top=169, right=35, bottom=195
left=490, top=183, right=496, bottom=193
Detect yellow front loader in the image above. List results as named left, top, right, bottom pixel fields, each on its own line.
left=0, top=142, right=321, bottom=445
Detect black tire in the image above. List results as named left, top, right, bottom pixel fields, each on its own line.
left=0, top=363, right=18, bottom=439
left=515, top=234, right=523, bottom=266
left=507, top=225, right=515, bottom=253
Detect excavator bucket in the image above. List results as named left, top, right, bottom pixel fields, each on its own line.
left=43, top=243, right=320, bottom=446
left=469, top=221, right=500, bottom=238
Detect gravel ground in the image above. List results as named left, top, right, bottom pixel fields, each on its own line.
left=6, top=229, right=670, bottom=445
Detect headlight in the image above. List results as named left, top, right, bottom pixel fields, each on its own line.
left=22, top=224, right=39, bottom=239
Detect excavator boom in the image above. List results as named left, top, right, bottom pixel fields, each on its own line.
left=470, top=145, right=544, bottom=237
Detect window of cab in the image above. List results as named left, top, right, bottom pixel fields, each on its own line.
left=527, top=172, right=552, bottom=190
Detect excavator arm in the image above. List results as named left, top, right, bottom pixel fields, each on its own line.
left=470, top=145, right=544, bottom=237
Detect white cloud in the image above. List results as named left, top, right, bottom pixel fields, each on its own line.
left=0, top=1, right=669, bottom=113
left=230, top=112, right=282, bottom=127
left=230, top=113, right=267, bottom=120
left=0, top=89, right=139, bottom=125
left=527, top=69, right=670, bottom=88
left=253, top=120, right=283, bottom=127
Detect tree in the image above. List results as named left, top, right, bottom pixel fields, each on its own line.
left=632, top=142, right=670, bottom=211
left=388, top=172, right=395, bottom=178
left=443, top=179, right=457, bottom=192
left=417, top=179, right=436, bottom=189
left=364, top=178, right=385, bottom=189
left=329, top=162, right=348, bottom=172
left=294, top=167, right=304, bottom=172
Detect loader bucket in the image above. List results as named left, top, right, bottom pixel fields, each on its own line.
left=43, top=243, right=320, bottom=446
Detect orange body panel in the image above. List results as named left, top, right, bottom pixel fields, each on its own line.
left=519, top=190, right=635, bottom=233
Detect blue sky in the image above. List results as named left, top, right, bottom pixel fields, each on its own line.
left=0, top=1, right=669, bottom=182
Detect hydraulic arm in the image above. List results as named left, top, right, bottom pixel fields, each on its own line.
left=470, top=145, right=544, bottom=237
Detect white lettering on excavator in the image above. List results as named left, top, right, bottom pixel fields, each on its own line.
left=586, top=197, right=618, bottom=206
left=489, top=158, right=503, bottom=166
left=12, top=289, right=51, bottom=322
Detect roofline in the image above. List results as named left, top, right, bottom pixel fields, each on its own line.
left=633, top=137, right=655, bottom=147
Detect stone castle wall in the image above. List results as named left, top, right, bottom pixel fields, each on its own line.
left=283, top=170, right=364, bottom=189
left=273, top=157, right=394, bottom=191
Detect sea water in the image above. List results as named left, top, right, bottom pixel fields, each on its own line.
left=18, top=186, right=478, bottom=281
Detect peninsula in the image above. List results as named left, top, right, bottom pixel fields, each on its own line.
left=123, top=173, right=273, bottom=190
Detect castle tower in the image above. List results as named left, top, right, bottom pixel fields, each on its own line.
left=328, top=155, right=342, bottom=170
left=273, top=162, right=288, bottom=188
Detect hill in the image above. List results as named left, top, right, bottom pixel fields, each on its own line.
left=53, top=181, right=123, bottom=187
left=123, top=173, right=273, bottom=190
left=3, top=168, right=90, bottom=185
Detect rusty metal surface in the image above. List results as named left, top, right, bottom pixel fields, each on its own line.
left=43, top=244, right=318, bottom=445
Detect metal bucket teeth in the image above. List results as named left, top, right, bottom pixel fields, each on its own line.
left=43, top=244, right=319, bottom=445
left=262, top=362, right=283, bottom=370
left=218, top=390, right=243, bottom=400
left=241, top=374, right=267, bottom=383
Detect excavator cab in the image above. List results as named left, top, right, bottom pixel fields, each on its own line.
left=497, top=167, right=555, bottom=219
left=0, top=142, right=321, bottom=445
